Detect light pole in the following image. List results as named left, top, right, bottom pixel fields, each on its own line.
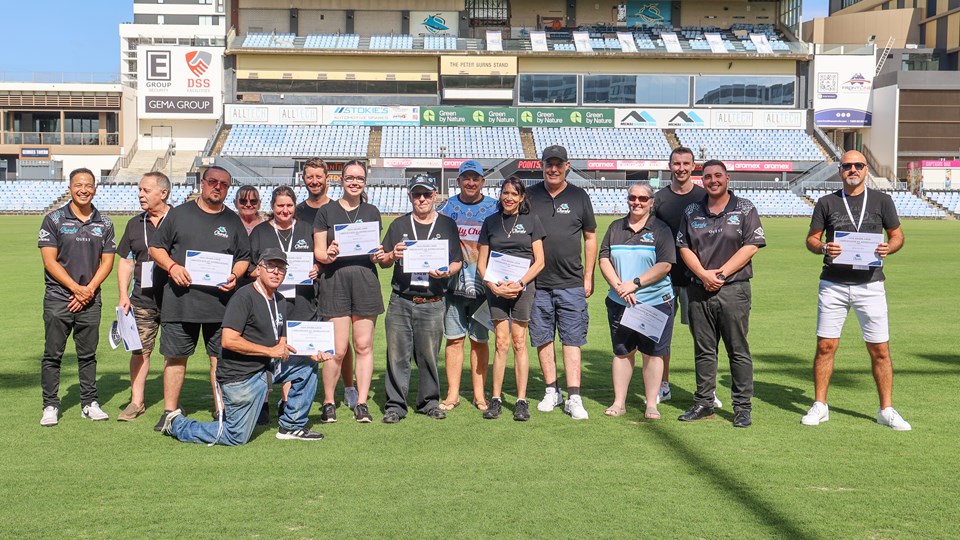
left=439, top=144, right=447, bottom=197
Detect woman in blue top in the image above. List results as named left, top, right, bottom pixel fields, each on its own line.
left=598, top=183, right=676, bottom=420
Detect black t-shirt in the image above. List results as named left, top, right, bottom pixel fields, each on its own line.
left=654, top=183, right=707, bottom=286
left=382, top=212, right=463, bottom=297
left=217, top=283, right=288, bottom=384
left=38, top=203, right=117, bottom=302
left=676, top=192, right=767, bottom=283
left=810, top=188, right=900, bottom=284
left=478, top=211, right=546, bottom=275
left=249, top=218, right=318, bottom=321
left=150, top=201, right=252, bottom=323
left=526, top=181, right=597, bottom=289
left=117, top=212, right=168, bottom=311
left=295, top=200, right=323, bottom=226
left=313, top=200, right=382, bottom=274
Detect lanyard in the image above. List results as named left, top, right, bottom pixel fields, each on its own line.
left=271, top=218, right=295, bottom=251
left=841, top=189, right=867, bottom=233
left=409, top=212, right=437, bottom=241
left=142, top=209, right=167, bottom=251
left=253, top=281, right=281, bottom=342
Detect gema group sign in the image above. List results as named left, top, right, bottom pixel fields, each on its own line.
left=137, top=46, right=223, bottom=119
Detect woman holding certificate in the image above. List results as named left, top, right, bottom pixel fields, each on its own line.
left=313, top=160, right=383, bottom=424
left=597, top=183, right=676, bottom=420
left=476, top=177, right=545, bottom=421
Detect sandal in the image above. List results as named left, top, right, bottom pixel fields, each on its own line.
left=438, top=400, right=461, bottom=411
left=644, top=410, right=662, bottom=420
left=472, top=399, right=488, bottom=410
left=604, top=405, right=626, bottom=417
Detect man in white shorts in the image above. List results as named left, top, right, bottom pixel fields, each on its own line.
left=802, top=150, right=910, bottom=431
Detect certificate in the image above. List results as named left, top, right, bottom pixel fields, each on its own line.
left=286, top=321, right=335, bottom=356
left=471, top=301, right=494, bottom=332
left=334, top=222, right=380, bottom=257
left=112, top=306, right=143, bottom=352
left=619, top=302, right=669, bottom=343
left=184, top=250, right=234, bottom=287
left=403, top=240, right=449, bottom=273
left=833, top=231, right=883, bottom=267
left=485, top=251, right=530, bottom=283
left=283, top=251, right=314, bottom=285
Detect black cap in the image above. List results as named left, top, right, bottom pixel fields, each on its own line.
left=541, top=145, right=568, bottom=162
left=408, top=174, right=438, bottom=192
left=258, top=248, right=288, bottom=265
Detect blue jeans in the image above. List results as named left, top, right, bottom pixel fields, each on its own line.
left=170, top=358, right=318, bottom=446
left=384, top=293, right=445, bottom=417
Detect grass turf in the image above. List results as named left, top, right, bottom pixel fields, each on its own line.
left=0, top=215, right=957, bottom=539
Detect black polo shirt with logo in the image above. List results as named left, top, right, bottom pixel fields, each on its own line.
left=654, top=184, right=707, bottom=286
left=250, top=219, right=318, bottom=321
left=117, top=212, right=167, bottom=311
left=38, top=203, right=117, bottom=302
left=526, top=181, right=597, bottom=290
left=150, top=201, right=251, bottom=323
left=676, top=191, right=766, bottom=283
left=217, top=283, right=288, bottom=384
left=382, top=212, right=463, bottom=298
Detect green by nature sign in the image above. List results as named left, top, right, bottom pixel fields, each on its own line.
left=420, top=107, right=518, bottom=126
left=517, top=108, right=615, bottom=127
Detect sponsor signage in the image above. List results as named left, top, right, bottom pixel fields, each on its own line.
left=410, top=11, right=459, bottom=36
left=323, top=106, right=420, bottom=126
left=224, top=104, right=321, bottom=125
left=440, top=56, right=517, bottom=76
left=421, top=107, right=517, bottom=126
left=517, top=108, right=615, bottom=127
left=627, top=0, right=671, bottom=27
left=616, top=108, right=806, bottom=129
left=813, top=54, right=874, bottom=127
left=137, top=46, right=223, bottom=119
left=920, top=160, right=960, bottom=168
left=20, top=147, right=50, bottom=158
left=587, top=160, right=669, bottom=170
left=726, top=162, right=794, bottom=172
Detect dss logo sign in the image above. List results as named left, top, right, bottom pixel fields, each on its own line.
left=138, top=46, right=222, bottom=118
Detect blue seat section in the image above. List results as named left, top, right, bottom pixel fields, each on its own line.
left=676, top=129, right=823, bottom=161
left=807, top=189, right=944, bottom=218
left=532, top=128, right=671, bottom=160
left=925, top=190, right=960, bottom=214
left=423, top=35, right=458, bottom=50
left=369, top=35, right=414, bottom=50
left=0, top=180, right=68, bottom=212
left=241, top=33, right=296, bottom=48
left=380, top=126, right=524, bottom=159
left=85, top=184, right=194, bottom=213
left=222, top=125, right=370, bottom=158
left=303, top=33, right=360, bottom=49
left=733, top=189, right=813, bottom=216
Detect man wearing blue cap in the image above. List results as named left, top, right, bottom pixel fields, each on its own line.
left=436, top=160, right=499, bottom=411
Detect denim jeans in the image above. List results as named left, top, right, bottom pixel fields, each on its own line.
left=42, top=296, right=102, bottom=408
left=170, top=358, right=318, bottom=446
left=383, top=293, right=445, bottom=417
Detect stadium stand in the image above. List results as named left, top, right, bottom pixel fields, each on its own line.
left=221, top=125, right=370, bottom=157
left=0, top=181, right=68, bottom=213
left=735, top=189, right=813, bottom=216
left=303, top=33, right=360, bottom=49
left=89, top=184, right=194, bottom=213
left=925, top=190, right=960, bottom=214
left=380, top=126, right=524, bottom=159
left=807, top=189, right=945, bottom=218
left=242, top=32, right=296, bottom=48
left=369, top=34, right=414, bottom=50
left=676, top=129, right=823, bottom=161
left=532, top=128, right=672, bottom=160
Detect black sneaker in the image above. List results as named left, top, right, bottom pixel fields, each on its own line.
left=276, top=399, right=287, bottom=419
left=514, top=399, right=530, bottom=422
left=678, top=404, right=715, bottom=422
left=354, top=403, right=373, bottom=423
left=319, top=403, right=337, bottom=424
left=427, top=407, right=447, bottom=420
left=382, top=411, right=402, bottom=424
left=256, top=402, right=270, bottom=426
left=154, top=409, right=174, bottom=432
left=276, top=427, right=324, bottom=441
left=483, top=398, right=503, bottom=419
left=733, top=409, right=752, bottom=428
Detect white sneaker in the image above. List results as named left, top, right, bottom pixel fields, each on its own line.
left=344, top=386, right=359, bottom=410
left=40, top=406, right=59, bottom=427
left=877, top=407, right=912, bottom=431
left=713, top=392, right=723, bottom=409
left=564, top=394, right=589, bottom=420
left=537, top=387, right=563, bottom=413
left=657, top=382, right=672, bottom=403
left=81, top=401, right=109, bottom=421
left=801, top=401, right=829, bottom=426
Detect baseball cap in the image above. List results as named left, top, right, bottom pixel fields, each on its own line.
left=541, top=145, right=568, bottom=162
left=408, top=174, right=438, bottom=192
left=258, top=248, right=288, bottom=265
left=458, top=160, right=484, bottom=177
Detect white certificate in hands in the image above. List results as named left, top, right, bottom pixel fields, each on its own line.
left=403, top=240, right=449, bottom=273
left=334, top=222, right=380, bottom=257
left=485, top=251, right=530, bottom=283
left=833, top=231, right=883, bottom=267
left=286, top=321, right=335, bottom=356
left=283, top=251, right=314, bottom=285
left=184, top=250, right=234, bottom=287
left=113, top=306, right=143, bottom=352
left=619, top=302, right=669, bottom=343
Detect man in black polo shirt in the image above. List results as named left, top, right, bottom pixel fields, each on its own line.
left=38, top=167, right=116, bottom=426
left=653, top=146, right=708, bottom=405
left=149, top=166, right=251, bottom=430
left=378, top=175, right=463, bottom=423
left=676, top=160, right=765, bottom=428
left=161, top=249, right=324, bottom=444
left=527, top=145, right=598, bottom=420
left=801, top=150, right=910, bottom=431
left=116, top=171, right=171, bottom=421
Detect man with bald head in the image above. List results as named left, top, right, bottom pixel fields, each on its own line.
left=801, top=150, right=910, bottom=430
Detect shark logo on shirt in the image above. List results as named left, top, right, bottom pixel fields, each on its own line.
left=214, top=226, right=229, bottom=239
left=641, top=232, right=655, bottom=243
left=556, top=203, right=571, bottom=214
left=294, top=239, right=309, bottom=250
left=727, top=215, right=741, bottom=225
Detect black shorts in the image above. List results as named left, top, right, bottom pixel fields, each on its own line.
left=605, top=297, right=674, bottom=357
left=317, top=266, right=385, bottom=319
left=486, top=285, right=535, bottom=323
left=159, top=321, right=222, bottom=359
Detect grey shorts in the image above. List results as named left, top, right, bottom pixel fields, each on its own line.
left=132, top=305, right=161, bottom=355
left=159, top=321, right=222, bottom=359
left=529, top=287, right=589, bottom=348
left=444, top=293, right=490, bottom=343
left=317, top=266, right=385, bottom=319
left=486, top=285, right=535, bottom=323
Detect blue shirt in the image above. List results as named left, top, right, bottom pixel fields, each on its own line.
left=437, top=194, right=498, bottom=298
left=599, top=215, right=676, bottom=307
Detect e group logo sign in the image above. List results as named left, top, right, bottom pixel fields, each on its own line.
left=138, top=45, right=223, bottom=119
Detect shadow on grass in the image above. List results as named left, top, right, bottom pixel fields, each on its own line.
left=916, top=353, right=960, bottom=367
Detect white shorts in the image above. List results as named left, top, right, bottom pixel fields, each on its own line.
left=816, top=280, right=889, bottom=343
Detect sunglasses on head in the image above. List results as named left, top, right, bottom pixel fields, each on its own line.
left=628, top=195, right=652, bottom=203
left=840, top=162, right=866, bottom=171
left=239, top=197, right=259, bottom=205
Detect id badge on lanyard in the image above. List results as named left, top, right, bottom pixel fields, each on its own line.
left=409, top=214, right=435, bottom=288
left=841, top=190, right=870, bottom=270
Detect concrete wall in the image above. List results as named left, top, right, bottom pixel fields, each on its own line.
left=298, top=10, right=349, bottom=33
left=860, top=84, right=898, bottom=174
left=138, top=119, right=217, bottom=152
left=805, top=9, right=921, bottom=47
left=511, top=0, right=566, bottom=28
left=678, top=1, right=780, bottom=28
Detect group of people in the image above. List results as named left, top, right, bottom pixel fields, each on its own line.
left=37, top=146, right=912, bottom=446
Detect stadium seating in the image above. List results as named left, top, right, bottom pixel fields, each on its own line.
left=734, top=189, right=813, bottom=216
left=369, top=34, right=414, bottom=50
left=303, top=33, right=360, bottom=49
left=532, top=128, right=672, bottom=160
left=380, top=126, right=524, bottom=159
left=676, top=129, right=823, bottom=161
left=86, top=184, right=194, bottom=213
left=242, top=33, right=296, bottom=48
left=221, top=125, right=370, bottom=158
left=0, top=180, right=68, bottom=212
left=925, top=190, right=960, bottom=214
left=807, top=189, right=945, bottom=218
left=423, top=35, right=458, bottom=50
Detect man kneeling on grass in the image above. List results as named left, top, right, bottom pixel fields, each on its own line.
left=161, top=249, right=328, bottom=444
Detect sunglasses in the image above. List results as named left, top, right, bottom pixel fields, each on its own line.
left=239, top=198, right=259, bottom=205
left=410, top=191, right=434, bottom=200
left=840, top=162, right=866, bottom=171
left=204, top=179, right=230, bottom=188
left=628, top=195, right=652, bottom=203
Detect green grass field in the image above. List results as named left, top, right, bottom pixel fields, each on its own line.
left=1, top=215, right=957, bottom=539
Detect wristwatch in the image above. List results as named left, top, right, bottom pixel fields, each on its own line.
left=716, top=273, right=727, bottom=282
left=821, top=244, right=828, bottom=255
left=633, top=277, right=643, bottom=288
